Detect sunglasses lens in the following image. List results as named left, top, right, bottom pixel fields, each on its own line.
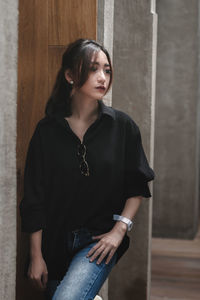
left=77, top=143, right=89, bottom=176
left=80, top=161, right=88, bottom=173
left=77, top=144, right=86, bottom=156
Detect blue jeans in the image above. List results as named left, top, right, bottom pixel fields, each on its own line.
left=45, top=227, right=117, bottom=300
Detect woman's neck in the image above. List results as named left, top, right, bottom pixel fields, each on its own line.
left=70, top=96, right=99, bottom=122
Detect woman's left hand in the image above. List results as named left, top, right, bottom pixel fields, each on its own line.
left=86, top=223, right=127, bottom=265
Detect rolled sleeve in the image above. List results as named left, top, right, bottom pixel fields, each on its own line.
left=19, top=124, right=46, bottom=233
left=124, top=119, right=155, bottom=199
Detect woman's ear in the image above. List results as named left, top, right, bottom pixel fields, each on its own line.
left=64, top=69, right=74, bottom=84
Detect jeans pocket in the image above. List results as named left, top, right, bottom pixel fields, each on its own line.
left=75, top=229, right=94, bottom=250
left=65, top=227, right=106, bottom=256
left=65, top=228, right=94, bottom=255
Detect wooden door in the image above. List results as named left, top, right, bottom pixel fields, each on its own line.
left=17, top=1, right=97, bottom=299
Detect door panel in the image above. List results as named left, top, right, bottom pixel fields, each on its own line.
left=48, top=46, right=66, bottom=96
left=17, top=1, right=48, bottom=298
left=17, top=1, right=97, bottom=299
left=49, top=0, right=96, bottom=45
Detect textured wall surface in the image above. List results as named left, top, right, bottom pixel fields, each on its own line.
left=109, top=1, right=156, bottom=299
left=153, top=0, right=199, bottom=238
left=97, top=1, right=114, bottom=299
left=0, top=0, right=18, bottom=299
left=97, top=0, right=114, bottom=107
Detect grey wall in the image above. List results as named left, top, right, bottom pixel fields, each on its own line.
left=109, top=1, right=156, bottom=299
left=97, top=1, right=114, bottom=299
left=0, top=0, right=18, bottom=299
left=153, top=0, right=200, bottom=238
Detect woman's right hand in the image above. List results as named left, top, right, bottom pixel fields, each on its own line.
left=27, top=256, right=48, bottom=290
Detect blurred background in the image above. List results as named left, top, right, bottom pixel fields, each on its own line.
left=151, top=1, right=200, bottom=300
left=0, top=0, right=199, bottom=299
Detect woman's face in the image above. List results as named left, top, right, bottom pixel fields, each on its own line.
left=75, top=50, right=111, bottom=100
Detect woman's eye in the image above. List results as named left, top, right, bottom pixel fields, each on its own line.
left=90, top=66, right=97, bottom=72
left=105, top=69, right=111, bottom=74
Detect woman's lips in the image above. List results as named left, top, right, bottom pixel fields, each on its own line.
left=96, top=86, right=106, bottom=92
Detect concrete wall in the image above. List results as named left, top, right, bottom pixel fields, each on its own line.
left=153, top=0, right=200, bottom=238
left=97, top=1, right=114, bottom=299
left=97, top=0, right=114, bottom=108
left=109, top=1, right=157, bottom=299
left=0, top=0, right=18, bottom=299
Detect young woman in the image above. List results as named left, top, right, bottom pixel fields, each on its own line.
left=20, top=39, right=155, bottom=300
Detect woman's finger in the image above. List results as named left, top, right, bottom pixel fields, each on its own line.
left=29, top=277, right=43, bottom=290
left=96, top=248, right=111, bottom=265
left=35, top=277, right=45, bottom=290
left=92, top=233, right=105, bottom=240
left=42, top=271, right=48, bottom=288
left=105, top=248, right=116, bottom=264
left=88, top=244, right=105, bottom=261
left=86, top=241, right=101, bottom=257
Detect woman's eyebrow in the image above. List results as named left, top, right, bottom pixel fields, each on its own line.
left=91, top=61, right=110, bottom=67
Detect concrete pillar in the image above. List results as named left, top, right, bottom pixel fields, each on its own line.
left=109, top=1, right=157, bottom=299
left=97, top=0, right=114, bottom=107
left=97, top=1, right=114, bottom=299
left=0, top=0, right=18, bottom=299
left=153, top=0, right=199, bottom=238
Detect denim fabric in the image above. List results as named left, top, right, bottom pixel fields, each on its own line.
left=45, top=227, right=117, bottom=300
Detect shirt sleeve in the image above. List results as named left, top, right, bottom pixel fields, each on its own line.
left=19, top=124, right=46, bottom=233
left=124, top=119, right=155, bottom=199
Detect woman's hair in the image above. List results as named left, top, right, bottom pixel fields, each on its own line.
left=45, top=39, right=113, bottom=118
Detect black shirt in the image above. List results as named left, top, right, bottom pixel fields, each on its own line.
left=19, top=99, right=155, bottom=280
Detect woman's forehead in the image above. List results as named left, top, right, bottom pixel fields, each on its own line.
left=91, top=50, right=110, bottom=65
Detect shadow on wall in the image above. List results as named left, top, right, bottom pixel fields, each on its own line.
left=124, top=278, right=146, bottom=300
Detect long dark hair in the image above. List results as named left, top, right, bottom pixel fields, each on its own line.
left=45, top=39, right=113, bottom=118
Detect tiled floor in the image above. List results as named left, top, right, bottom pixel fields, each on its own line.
left=151, top=226, right=200, bottom=300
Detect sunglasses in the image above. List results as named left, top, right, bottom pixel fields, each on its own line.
left=77, top=143, right=90, bottom=176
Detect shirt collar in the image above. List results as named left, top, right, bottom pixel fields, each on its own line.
left=52, top=99, right=116, bottom=123
left=97, top=99, right=116, bottom=120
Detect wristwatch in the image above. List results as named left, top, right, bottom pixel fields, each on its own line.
left=113, top=214, right=133, bottom=232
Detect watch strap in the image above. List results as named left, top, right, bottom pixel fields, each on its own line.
left=113, top=214, right=133, bottom=231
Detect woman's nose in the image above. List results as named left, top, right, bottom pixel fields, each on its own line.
left=98, top=70, right=106, bottom=82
